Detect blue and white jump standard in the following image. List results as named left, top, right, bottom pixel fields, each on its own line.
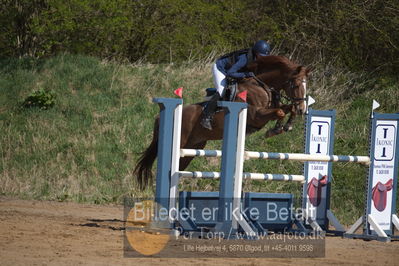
left=153, top=97, right=256, bottom=237
left=344, top=111, right=399, bottom=241
left=302, top=108, right=341, bottom=233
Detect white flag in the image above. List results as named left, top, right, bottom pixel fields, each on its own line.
left=372, top=100, right=380, bottom=111
left=308, top=95, right=316, bottom=107
left=306, top=95, right=316, bottom=114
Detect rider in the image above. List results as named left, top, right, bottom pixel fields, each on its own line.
left=201, top=40, right=271, bottom=130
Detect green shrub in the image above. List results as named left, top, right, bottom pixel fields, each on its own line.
left=22, top=88, right=55, bottom=109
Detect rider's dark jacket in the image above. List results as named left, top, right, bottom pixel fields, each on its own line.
left=215, top=49, right=255, bottom=79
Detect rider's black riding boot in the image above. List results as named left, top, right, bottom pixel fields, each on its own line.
left=200, top=92, right=221, bottom=130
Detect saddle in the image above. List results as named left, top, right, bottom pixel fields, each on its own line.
left=307, top=175, right=328, bottom=207
left=204, top=78, right=238, bottom=102
left=372, top=179, right=393, bottom=212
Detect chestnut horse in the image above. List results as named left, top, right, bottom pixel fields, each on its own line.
left=134, top=55, right=311, bottom=189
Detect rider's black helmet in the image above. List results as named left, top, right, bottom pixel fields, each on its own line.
left=252, top=40, right=270, bottom=56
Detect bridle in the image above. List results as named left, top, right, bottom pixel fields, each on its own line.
left=253, top=76, right=306, bottom=107
left=282, top=79, right=307, bottom=104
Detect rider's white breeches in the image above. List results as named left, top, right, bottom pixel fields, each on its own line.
left=212, top=63, right=227, bottom=97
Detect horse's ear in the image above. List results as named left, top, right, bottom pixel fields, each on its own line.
left=293, top=66, right=304, bottom=76
left=294, top=65, right=312, bottom=76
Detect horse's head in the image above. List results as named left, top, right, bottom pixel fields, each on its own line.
left=247, top=55, right=311, bottom=115
left=282, top=65, right=311, bottom=116
left=244, top=55, right=312, bottom=138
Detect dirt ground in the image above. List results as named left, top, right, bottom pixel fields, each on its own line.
left=1, top=197, right=398, bottom=266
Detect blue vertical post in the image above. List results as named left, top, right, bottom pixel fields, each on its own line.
left=153, top=98, right=182, bottom=211
left=215, top=101, right=247, bottom=235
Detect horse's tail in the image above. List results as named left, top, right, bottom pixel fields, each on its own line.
left=133, top=117, right=159, bottom=190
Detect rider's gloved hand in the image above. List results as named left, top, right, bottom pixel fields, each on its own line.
left=246, top=72, right=256, bottom=78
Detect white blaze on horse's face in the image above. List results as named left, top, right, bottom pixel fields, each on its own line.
left=298, top=78, right=307, bottom=115
left=302, top=78, right=307, bottom=99
left=302, top=78, right=308, bottom=113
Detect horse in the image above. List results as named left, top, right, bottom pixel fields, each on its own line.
left=134, top=55, right=311, bottom=190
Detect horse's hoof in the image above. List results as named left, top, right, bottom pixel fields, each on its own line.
left=265, top=128, right=283, bottom=138
left=283, top=125, right=293, bottom=132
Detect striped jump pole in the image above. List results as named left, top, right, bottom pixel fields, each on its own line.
left=178, top=171, right=305, bottom=182
left=245, top=152, right=370, bottom=165
left=180, top=148, right=370, bottom=165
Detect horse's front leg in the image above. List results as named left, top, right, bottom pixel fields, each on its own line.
left=281, top=105, right=297, bottom=132
left=265, top=119, right=283, bottom=138
left=263, top=109, right=286, bottom=138
left=283, top=113, right=296, bottom=132
left=265, top=105, right=295, bottom=138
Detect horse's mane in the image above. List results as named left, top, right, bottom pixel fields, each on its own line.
left=251, top=55, right=300, bottom=74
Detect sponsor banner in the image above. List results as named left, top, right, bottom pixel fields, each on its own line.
left=369, top=120, right=398, bottom=232
left=305, top=115, right=333, bottom=224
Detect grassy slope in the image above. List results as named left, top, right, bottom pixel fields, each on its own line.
left=0, top=54, right=398, bottom=224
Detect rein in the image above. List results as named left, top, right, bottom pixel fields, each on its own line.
left=252, top=76, right=280, bottom=107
